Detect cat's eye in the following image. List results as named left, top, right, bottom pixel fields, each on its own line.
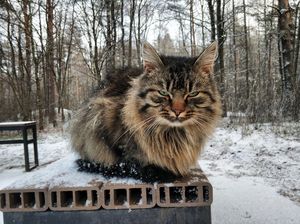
left=188, top=91, right=200, bottom=97
left=158, top=90, right=169, bottom=96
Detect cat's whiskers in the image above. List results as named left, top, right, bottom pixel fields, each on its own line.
left=123, top=116, right=157, bottom=146
left=190, top=116, right=215, bottom=134
left=145, top=119, right=160, bottom=135
left=111, top=115, right=156, bottom=147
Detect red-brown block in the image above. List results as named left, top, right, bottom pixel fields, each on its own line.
left=49, top=185, right=102, bottom=211
left=156, top=168, right=213, bottom=207
left=0, top=188, right=48, bottom=212
left=101, top=183, right=156, bottom=209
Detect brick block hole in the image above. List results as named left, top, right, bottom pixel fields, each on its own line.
left=0, top=193, right=6, bottom=209
left=61, top=191, right=73, bottom=208
left=129, top=188, right=142, bottom=205
left=92, top=190, right=98, bottom=206
left=39, top=192, right=46, bottom=208
left=170, top=187, right=183, bottom=203
left=51, top=192, right=57, bottom=207
left=23, top=192, right=35, bottom=208
left=185, top=186, right=198, bottom=203
left=159, top=187, right=166, bottom=203
left=75, top=191, right=87, bottom=207
left=114, top=189, right=127, bottom=206
left=9, top=193, right=21, bottom=209
left=146, top=188, right=153, bottom=204
left=104, top=190, right=110, bottom=206
left=203, top=186, right=210, bottom=202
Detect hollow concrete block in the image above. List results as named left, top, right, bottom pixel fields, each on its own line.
left=0, top=188, right=48, bottom=212
left=101, top=183, right=156, bottom=209
left=48, top=184, right=102, bottom=211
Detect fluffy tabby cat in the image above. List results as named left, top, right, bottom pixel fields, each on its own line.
left=71, top=42, right=222, bottom=181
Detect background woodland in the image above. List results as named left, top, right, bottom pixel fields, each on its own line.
left=0, top=0, right=299, bottom=129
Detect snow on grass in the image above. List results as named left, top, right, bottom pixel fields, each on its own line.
left=201, top=123, right=300, bottom=203
left=0, top=121, right=300, bottom=224
left=0, top=131, right=70, bottom=172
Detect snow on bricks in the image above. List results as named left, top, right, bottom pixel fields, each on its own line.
left=0, top=188, right=48, bottom=212
left=101, top=183, right=156, bottom=209
left=49, top=185, right=102, bottom=211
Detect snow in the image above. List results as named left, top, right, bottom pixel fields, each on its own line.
left=201, top=123, right=300, bottom=204
left=280, top=9, right=288, bottom=14
left=206, top=174, right=300, bottom=224
left=0, top=121, right=35, bottom=127
left=1, top=121, right=300, bottom=223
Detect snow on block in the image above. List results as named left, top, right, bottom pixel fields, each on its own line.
left=48, top=184, right=102, bottom=211
left=156, top=168, right=213, bottom=208
left=101, top=183, right=156, bottom=209
left=0, top=188, right=48, bottom=212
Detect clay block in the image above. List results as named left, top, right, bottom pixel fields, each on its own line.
left=101, top=184, right=156, bottom=209
left=156, top=168, right=213, bottom=207
left=49, top=185, right=102, bottom=211
left=0, top=188, right=48, bottom=212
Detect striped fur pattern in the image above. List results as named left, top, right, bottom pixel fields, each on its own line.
left=71, top=42, right=222, bottom=177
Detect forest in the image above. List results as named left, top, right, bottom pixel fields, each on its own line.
left=0, top=0, right=299, bottom=129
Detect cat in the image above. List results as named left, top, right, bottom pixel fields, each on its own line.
left=70, top=42, right=222, bottom=182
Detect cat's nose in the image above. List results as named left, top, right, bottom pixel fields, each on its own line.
left=172, top=109, right=184, bottom=117
left=171, top=101, right=186, bottom=117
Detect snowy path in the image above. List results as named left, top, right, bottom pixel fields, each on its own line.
left=201, top=161, right=300, bottom=224
left=0, top=124, right=299, bottom=223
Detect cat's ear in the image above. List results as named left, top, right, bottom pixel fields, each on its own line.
left=142, top=42, right=164, bottom=73
left=193, top=41, right=218, bottom=76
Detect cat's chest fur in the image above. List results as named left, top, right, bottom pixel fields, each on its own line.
left=134, top=126, right=203, bottom=175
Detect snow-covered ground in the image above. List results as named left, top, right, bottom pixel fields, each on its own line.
left=0, top=121, right=299, bottom=223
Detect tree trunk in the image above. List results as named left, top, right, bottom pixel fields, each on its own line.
left=30, top=2, right=44, bottom=130
left=277, top=0, right=295, bottom=117
left=136, top=0, right=142, bottom=66
left=46, top=0, right=57, bottom=127
left=207, top=0, right=216, bottom=41
left=190, top=0, right=196, bottom=56
left=121, top=0, right=125, bottom=68
left=232, top=0, right=238, bottom=108
left=104, top=0, right=114, bottom=76
left=91, top=1, right=101, bottom=84
left=201, top=1, right=205, bottom=47
left=293, top=3, right=300, bottom=77
left=111, top=0, right=116, bottom=68
left=23, top=0, right=32, bottom=121
left=128, top=0, right=135, bottom=68
left=216, top=0, right=226, bottom=116
left=243, top=0, right=250, bottom=99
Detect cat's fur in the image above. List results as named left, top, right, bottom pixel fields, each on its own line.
left=71, top=42, right=222, bottom=178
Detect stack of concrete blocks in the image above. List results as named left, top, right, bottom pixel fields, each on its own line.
left=0, top=168, right=212, bottom=224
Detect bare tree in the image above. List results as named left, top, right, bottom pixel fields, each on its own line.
left=277, top=0, right=295, bottom=117
left=207, top=0, right=216, bottom=41
left=216, top=0, right=226, bottom=115
left=128, top=0, right=136, bottom=67
left=46, top=0, right=56, bottom=127
left=189, top=0, right=196, bottom=56
left=242, top=0, right=250, bottom=99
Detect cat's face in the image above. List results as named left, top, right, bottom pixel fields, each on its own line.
left=134, top=42, right=222, bottom=128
